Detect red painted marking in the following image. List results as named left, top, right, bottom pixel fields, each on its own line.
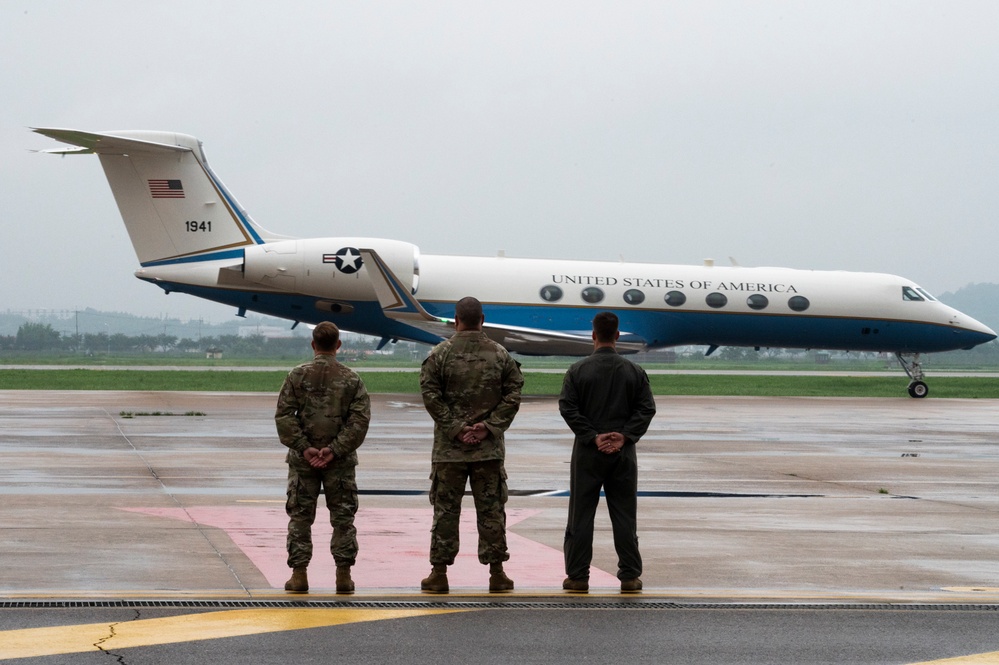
left=122, top=506, right=619, bottom=590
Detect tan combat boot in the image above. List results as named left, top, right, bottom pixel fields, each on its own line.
left=284, top=566, right=308, bottom=594
left=420, top=564, right=449, bottom=594
left=336, top=565, right=355, bottom=594
left=488, top=562, right=514, bottom=593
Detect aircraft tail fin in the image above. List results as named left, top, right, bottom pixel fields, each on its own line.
left=32, top=128, right=287, bottom=267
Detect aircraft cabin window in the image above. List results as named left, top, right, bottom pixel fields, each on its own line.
left=705, top=292, right=727, bottom=308
left=902, top=287, right=924, bottom=302
left=623, top=289, right=645, bottom=305
left=540, top=285, right=563, bottom=303
left=664, top=290, right=686, bottom=307
left=788, top=296, right=810, bottom=312
left=747, top=294, right=769, bottom=310
left=581, top=287, right=605, bottom=304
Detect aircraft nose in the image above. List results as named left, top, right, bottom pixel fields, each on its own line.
left=955, top=314, right=997, bottom=348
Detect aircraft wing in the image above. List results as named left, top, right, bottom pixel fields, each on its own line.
left=480, top=322, right=648, bottom=355
left=481, top=322, right=602, bottom=356
left=359, top=248, right=647, bottom=355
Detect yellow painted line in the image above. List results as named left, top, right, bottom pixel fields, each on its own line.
left=0, top=608, right=466, bottom=660
left=908, top=653, right=999, bottom=664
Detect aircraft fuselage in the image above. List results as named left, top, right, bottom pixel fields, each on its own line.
left=136, top=244, right=995, bottom=356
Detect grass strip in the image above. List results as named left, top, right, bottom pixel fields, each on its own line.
left=2, top=369, right=999, bottom=398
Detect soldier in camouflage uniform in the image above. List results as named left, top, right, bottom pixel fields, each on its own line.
left=419, top=296, right=524, bottom=593
left=275, top=321, right=370, bottom=594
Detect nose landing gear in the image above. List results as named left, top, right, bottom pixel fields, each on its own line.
left=896, top=353, right=929, bottom=398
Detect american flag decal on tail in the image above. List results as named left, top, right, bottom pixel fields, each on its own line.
left=148, top=179, right=185, bottom=198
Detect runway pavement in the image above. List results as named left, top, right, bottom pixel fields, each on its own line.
left=1, top=390, right=998, bottom=663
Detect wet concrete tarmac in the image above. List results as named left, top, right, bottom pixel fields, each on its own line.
left=1, top=390, right=997, bottom=603
left=4, top=390, right=999, bottom=663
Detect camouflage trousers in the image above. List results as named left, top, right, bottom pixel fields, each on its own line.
left=286, top=460, right=358, bottom=569
left=428, top=460, right=509, bottom=566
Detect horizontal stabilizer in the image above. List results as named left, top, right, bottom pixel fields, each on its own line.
left=31, top=128, right=191, bottom=155
left=34, top=146, right=93, bottom=156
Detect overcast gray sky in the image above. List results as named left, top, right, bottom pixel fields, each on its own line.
left=4, top=1, right=998, bottom=323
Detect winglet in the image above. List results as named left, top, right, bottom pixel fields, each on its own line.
left=359, top=248, right=449, bottom=323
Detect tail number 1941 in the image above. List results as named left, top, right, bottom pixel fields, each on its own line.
left=185, top=221, right=212, bottom=232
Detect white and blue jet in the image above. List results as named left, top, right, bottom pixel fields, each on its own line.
left=34, top=128, right=996, bottom=398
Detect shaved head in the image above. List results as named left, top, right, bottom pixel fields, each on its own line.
left=454, top=296, right=484, bottom=330
left=592, top=312, right=619, bottom=343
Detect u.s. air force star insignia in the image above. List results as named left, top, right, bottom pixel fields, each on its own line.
left=332, top=247, right=363, bottom=274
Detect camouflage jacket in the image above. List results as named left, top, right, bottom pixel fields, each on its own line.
left=275, top=353, right=370, bottom=468
left=420, top=330, right=524, bottom=463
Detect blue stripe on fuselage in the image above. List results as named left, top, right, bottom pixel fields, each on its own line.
left=420, top=301, right=988, bottom=354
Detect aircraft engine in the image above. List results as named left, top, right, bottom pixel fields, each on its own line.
left=242, top=237, right=420, bottom=301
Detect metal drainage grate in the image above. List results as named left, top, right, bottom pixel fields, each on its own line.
left=2, top=600, right=998, bottom=612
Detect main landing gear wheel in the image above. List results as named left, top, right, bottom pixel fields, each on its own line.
left=896, top=353, right=929, bottom=398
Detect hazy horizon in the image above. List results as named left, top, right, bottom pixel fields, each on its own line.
left=5, top=2, right=999, bottom=321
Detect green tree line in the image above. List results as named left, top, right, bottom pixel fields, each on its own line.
left=5, top=321, right=999, bottom=367
left=2, top=322, right=331, bottom=358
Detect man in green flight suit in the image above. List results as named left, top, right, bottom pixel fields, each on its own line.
left=275, top=322, right=370, bottom=594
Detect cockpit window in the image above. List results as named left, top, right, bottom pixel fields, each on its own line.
left=902, top=286, right=924, bottom=302
left=916, top=287, right=937, bottom=302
